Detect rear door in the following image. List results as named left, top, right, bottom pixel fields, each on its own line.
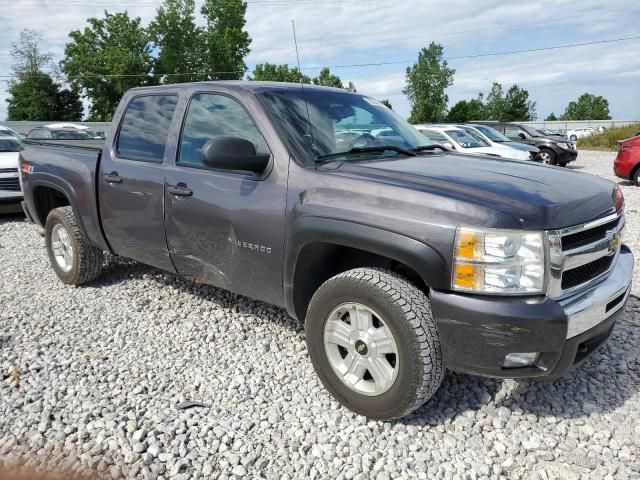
left=99, top=94, right=179, bottom=271
left=164, top=91, right=287, bottom=306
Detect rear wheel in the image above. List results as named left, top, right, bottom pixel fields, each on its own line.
left=305, top=268, right=444, bottom=420
left=633, top=167, right=640, bottom=186
left=539, top=148, right=556, bottom=165
left=45, top=207, right=104, bottom=285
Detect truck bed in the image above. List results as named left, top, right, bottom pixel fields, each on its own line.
left=19, top=138, right=110, bottom=252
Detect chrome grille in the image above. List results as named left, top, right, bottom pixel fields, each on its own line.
left=0, top=167, right=17, bottom=174
left=547, top=212, right=624, bottom=298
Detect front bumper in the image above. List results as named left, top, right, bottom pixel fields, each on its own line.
left=0, top=189, right=24, bottom=214
left=556, top=148, right=578, bottom=164
left=430, top=246, right=633, bottom=379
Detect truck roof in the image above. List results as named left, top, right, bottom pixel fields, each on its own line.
left=126, top=80, right=353, bottom=95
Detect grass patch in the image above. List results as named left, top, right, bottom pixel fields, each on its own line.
left=577, top=123, right=640, bottom=151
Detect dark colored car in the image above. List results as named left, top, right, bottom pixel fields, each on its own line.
left=475, top=121, right=578, bottom=167
left=27, top=128, right=93, bottom=140
left=614, top=135, right=640, bottom=184
left=19, top=82, right=633, bottom=420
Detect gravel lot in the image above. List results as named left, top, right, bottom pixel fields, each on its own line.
left=1, top=150, right=640, bottom=480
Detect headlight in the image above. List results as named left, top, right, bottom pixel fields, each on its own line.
left=452, top=228, right=545, bottom=294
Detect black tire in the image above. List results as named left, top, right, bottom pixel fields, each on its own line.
left=570, top=135, right=577, bottom=141
left=45, top=206, right=104, bottom=285
left=305, top=268, right=444, bottom=420
left=539, top=148, right=556, bottom=165
left=633, top=167, right=640, bottom=186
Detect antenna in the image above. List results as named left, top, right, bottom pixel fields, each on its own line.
left=291, top=20, right=316, bottom=154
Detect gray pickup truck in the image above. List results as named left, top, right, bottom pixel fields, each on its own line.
left=19, top=82, right=633, bottom=420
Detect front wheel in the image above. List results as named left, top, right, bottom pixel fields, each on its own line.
left=539, top=148, right=556, bottom=165
left=45, top=206, right=104, bottom=285
left=305, top=268, right=444, bottom=420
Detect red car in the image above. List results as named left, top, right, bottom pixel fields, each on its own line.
left=614, top=133, right=640, bottom=184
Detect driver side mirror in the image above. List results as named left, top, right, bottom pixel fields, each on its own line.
left=518, top=132, right=527, bottom=139
left=202, top=137, right=270, bottom=173
left=442, top=142, right=454, bottom=150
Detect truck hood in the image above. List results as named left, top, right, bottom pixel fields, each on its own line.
left=328, top=153, right=617, bottom=230
left=0, top=152, right=19, bottom=170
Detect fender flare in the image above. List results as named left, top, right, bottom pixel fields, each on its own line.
left=27, top=175, right=111, bottom=252
left=283, top=216, right=449, bottom=319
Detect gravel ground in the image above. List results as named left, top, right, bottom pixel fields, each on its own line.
left=1, top=150, right=640, bottom=480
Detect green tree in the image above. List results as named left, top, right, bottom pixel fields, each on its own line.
left=7, top=75, right=83, bottom=121
left=502, top=84, right=536, bottom=121
left=482, top=82, right=536, bottom=121
left=483, top=83, right=505, bottom=121
left=560, top=93, right=611, bottom=120
left=200, top=0, right=251, bottom=80
left=380, top=99, right=393, bottom=110
left=545, top=112, right=558, bottom=121
left=312, top=67, right=343, bottom=88
left=403, top=42, right=455, bottom=123
left=249, top=63, right=311, bottom=83
left=149, top=0, right=201, bottom=83
left=6, top=29, right=82, bottom=121
left=447, top=97, right=484, bottom=122
left=61, top=12, right=155, bottom=120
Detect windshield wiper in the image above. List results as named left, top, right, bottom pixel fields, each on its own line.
left=315, top=145, right=416, bottom=164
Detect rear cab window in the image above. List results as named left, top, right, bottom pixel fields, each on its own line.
left=116, top=95, right=178, bottom=162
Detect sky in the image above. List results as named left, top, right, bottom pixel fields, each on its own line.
left=0, top=0, right=639, bottom=121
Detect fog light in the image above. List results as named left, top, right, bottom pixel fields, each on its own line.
left=503, top=352, right=540, bottom=368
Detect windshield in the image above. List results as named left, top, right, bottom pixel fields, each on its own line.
left=472, top=125, right=511, bottom=143
left=520, top=124, right=543, bottom=137
left=258, top=89, right=432, bottom=165
left=446, top=130, right=485, bottom=148
left=0, top=136, right=20, bottom=152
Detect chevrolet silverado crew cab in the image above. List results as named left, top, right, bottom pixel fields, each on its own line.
left=19, top=82, right=633, bottom=420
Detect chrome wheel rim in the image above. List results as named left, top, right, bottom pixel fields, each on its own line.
left=323, top=302, right=399, bottom=396
left=539, top=151, right=551, bottom=163
left=51, top=223, right=73, bottom=273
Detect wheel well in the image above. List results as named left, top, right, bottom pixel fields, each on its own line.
left=32, top=186, right=70, bottom=225
left=630, top=163, right=640, bottom=182
left=292, top=243, right=428, bottom=321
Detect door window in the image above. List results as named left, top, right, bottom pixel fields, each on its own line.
left=116, top=95, right=178, bottom=162
left=504, top=125, right=526, bottom=140
left=179, top=93, right=268, bottom=167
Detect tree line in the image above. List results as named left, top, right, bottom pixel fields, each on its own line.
left=5, top=0, right=612, bottom=123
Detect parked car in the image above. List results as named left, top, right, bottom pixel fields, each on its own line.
left=537, top=128, right=566, bottom=140
left=475, top=121, right=578, bottom=167
left=416, top=125, right=514, bottom=158
left=44, top=123, right=104, bottom=139
left=27, top=127, right=93, bottom=140
left=454, top=124, right=537, bottom=161
left=19, top=82, right=633, bottom=420
left=614, top=135, right=640, bottom=184
left=465, top=123, right=540, bottom=159
left=566, top=128, right=596, bottom=142
left=0, top=128, right=23, bottom=213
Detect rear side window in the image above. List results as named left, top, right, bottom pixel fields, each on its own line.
left=178, top=93, right=268, bottom=166
left=116, top=95, right=178, bottom=162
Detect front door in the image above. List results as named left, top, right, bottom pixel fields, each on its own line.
left=99, top=94, right=179, bottom=272
left=164, top=92, right=287, bottom=306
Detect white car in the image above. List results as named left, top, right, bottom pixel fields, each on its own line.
left=415, top=125, right=520, bottom=159
left=455, top=125, right=535, bottom=161
left=0, top=126, right=23, bottom=213
left=44, top=123, right=104, bottom=139
left=566, top=128, right=596, bottom=141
